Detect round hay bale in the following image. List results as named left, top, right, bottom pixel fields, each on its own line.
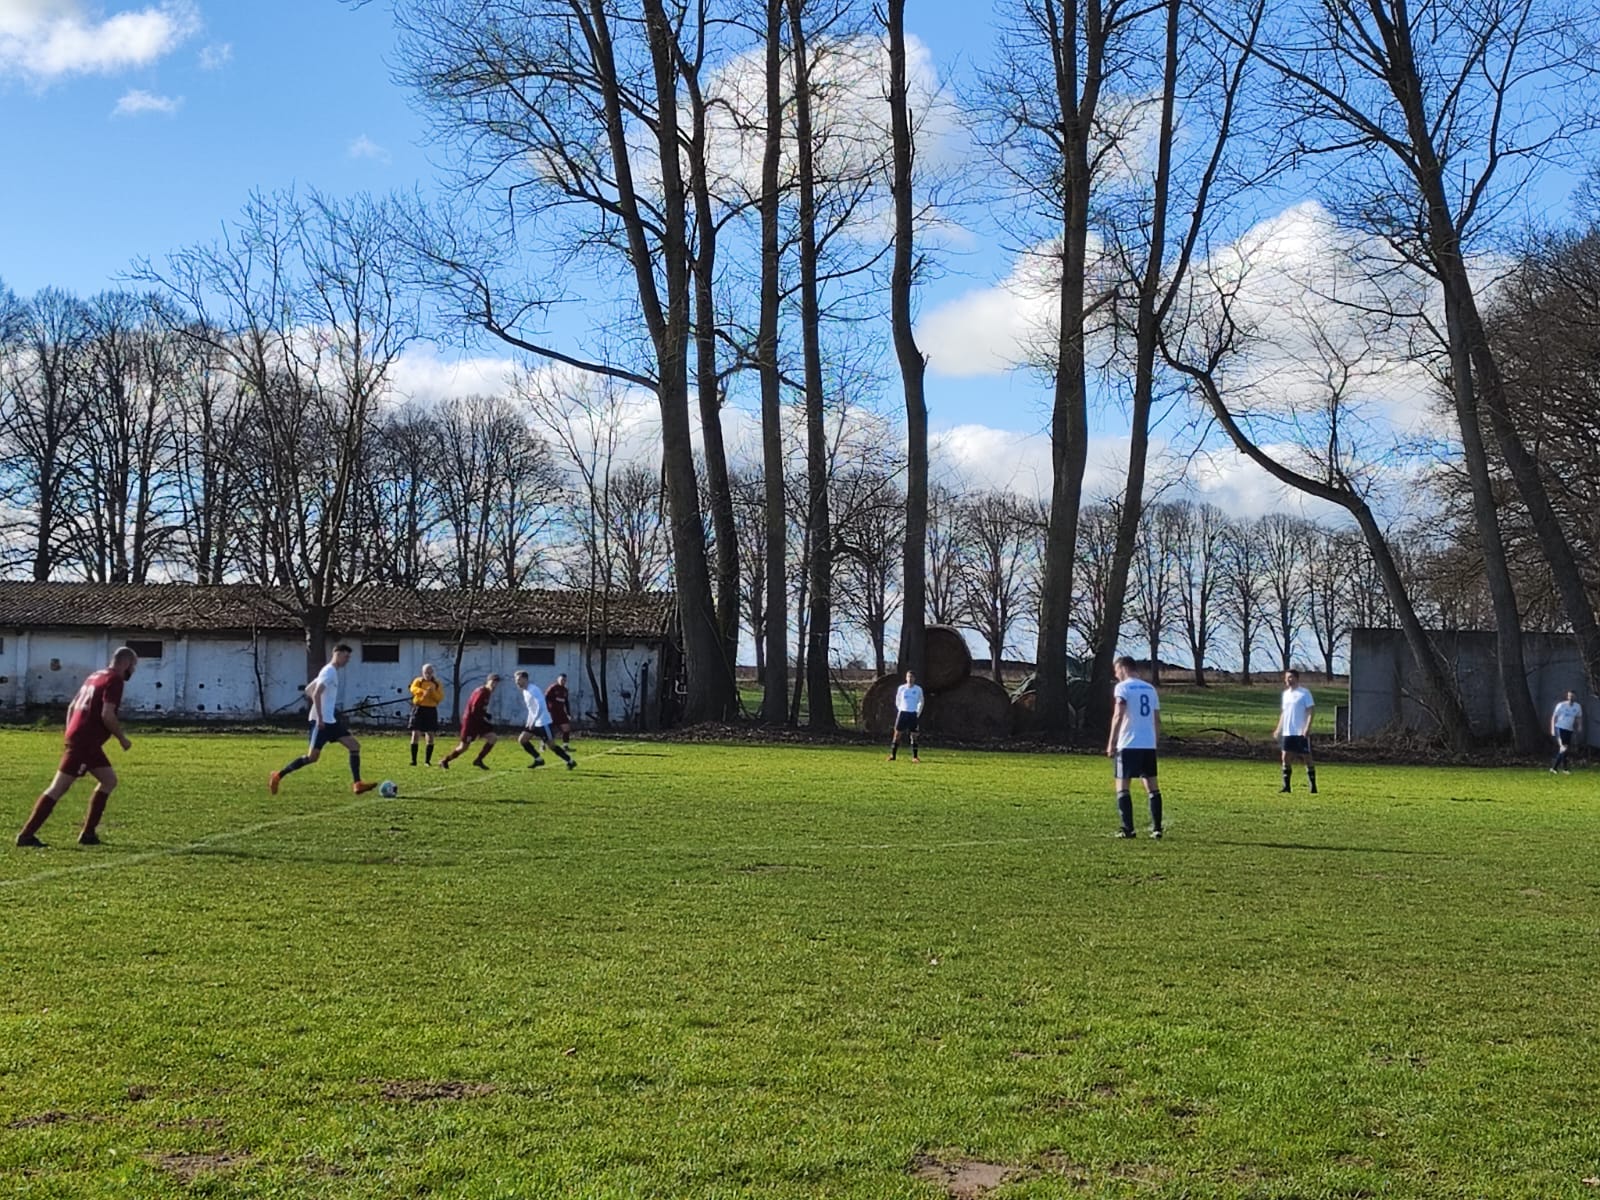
left=922, top=675, right=1013, bottom=741
left=1011, top=690, right=1041, bottom=736
left=922, top=625, right=973, bottom=692
left=860, top=673, right=903, bottom=736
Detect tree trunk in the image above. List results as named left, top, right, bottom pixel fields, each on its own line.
left=758, top=0, right=789, bottom=725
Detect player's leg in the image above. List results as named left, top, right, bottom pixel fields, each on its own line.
left=272, top=731, right=323, bottom=794
left=1279, top=741, right=1293, bottom=792
left=473, top=731, right=497, bottom=768
left=909, top=718, right=920, bottom=761
left=78, top=765, right=119, bottom=845
left=17, top=768, right=78, bottom=846
left=519, top=727, right=544, bottom=767
left=544, top=728, right=575, bottom=768
left=424, top=733, right=435, bottom=765
left=1113, top=753, right=1135, bottom=837
left=440, top=735, right=470, bottom=768
left=409, top=728, right=419, bottom=766
left=1303, top=747, right=1317, bottom=794
left=888, top=724, right=900, bottom=761
left=1143, top=768, right=1163, bottom=838
left=340, top=733, right=375, bottom=793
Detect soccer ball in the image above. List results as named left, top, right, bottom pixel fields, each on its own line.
left=378, top=780, right=398, bottom=799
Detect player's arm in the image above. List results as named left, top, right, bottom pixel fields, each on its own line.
left=1153, top=709, right=1163, bottom=745
left=1107, top=699, right=1125, bottom=757
left=305, top=679, right=326, bottom=726
left=1271, top=709, right=1282, bottom=739
left=101, top=700, right=131, bottom=750
left=916, top=689, right=925, bottom=715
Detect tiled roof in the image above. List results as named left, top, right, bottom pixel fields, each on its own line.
left=0, top=583, right=675, bottom=642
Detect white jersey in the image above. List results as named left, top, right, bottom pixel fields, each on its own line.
left=1553, top=700, right=1584, bottom=733
left=896, top=683, right=925, bottom=713
left=309, top=662, right=340, bottom=724
left=1113, top=678, right=1160, bottom=750
left=521, top=685, right=552, bottom=728
left=1280, top=686, right=1315, bottom=737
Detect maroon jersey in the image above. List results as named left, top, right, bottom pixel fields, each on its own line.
left=545, top=682, right=570, bottom=722
left=466, top=686, right=492, bottom=721
left=65, top=668, right=125, bottom=747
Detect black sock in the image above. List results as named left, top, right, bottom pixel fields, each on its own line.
left=522, top=741, right=539, bottom=758
left=350, top=752, right=362, bottom=782
left=910, top=739, right=919, bottom=757
left=425, top=743, right=434, bottom=764
left=281, top=756, right=311, bottom=776
left=1149, top=790, right=1163, bottom=832
left=410, top=743, right=418, bottom=764
left=1281, top=765, right=1291, bottom=789
left=554, top=745, right=573, bottom=765
left=889, top=741, right=897, bottom=759
left=1117, top=791, right=1134, bottom=833
left=1307, top=767, right=1317, bottom=790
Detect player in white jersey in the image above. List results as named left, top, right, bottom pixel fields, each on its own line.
left=1106, top=656, right=1163, bottom=838
left=1272, top=668, right=1317, bottom=793
left=887, top=670, right=925, bottom=762
left=270, top=644, right=377, bottom=796
left=514, top=671, right=577, bottom=770
left=1550, top=689, right=1585, bottom=774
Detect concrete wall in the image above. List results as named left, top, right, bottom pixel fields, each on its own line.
left=0, top=628, right=664, bottom=729
left=1350, top=627, right=1597, bottom=744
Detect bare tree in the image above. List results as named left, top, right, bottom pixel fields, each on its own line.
left=923, top=481, right=966, bottom=626
left=1172, top=499, right=1226, bottom=685
left=1127, top=501, right=1183, bottom=682
left=958, top=490, right=1035, bottom=682
left=1305, top=523, right=1359, bottom=677
left=834, top=470, right=904, bottom=676
left=1216, top=515, right=1265, bottom=684
left=1257, top=512, right=1310, bottom=671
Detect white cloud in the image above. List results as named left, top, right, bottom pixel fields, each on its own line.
left=917, top=248, right=1062, bottom=378
left=0, top=0, right=199, bottom=79
left=385, top=345, right=518, bottom=407
left=197, top=40, right=230, bottom=70
left=347, top=134, right=391, bottom=164
left=112, top=86, right=179, bottom=115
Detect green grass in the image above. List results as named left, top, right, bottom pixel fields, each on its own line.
left=2, top=731, right=1595, bottom=1197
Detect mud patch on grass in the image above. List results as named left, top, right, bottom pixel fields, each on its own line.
left=9, top=1111, right=71, bottom=1129
left=153, top=1151, right=253, bottom=1182
left=379, top=1079, right=498, bottom=1102
left=125, top=1084, right=155, bottom=1102
left=909, top=1154, right=1032, bottom=1197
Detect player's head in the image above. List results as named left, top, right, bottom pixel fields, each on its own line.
left=421, top=662, right=436, bottom=680
left=332, top=644, right=353, bottom=666
left=1567, top=690, right=1578, bottom=702
left=556, top=673, right=567, bottom=685
left=485, top=672, right=502, bottom=690
left=514, top=670, right=529, bottom=687
left=1113, top=655, right=1138, bottom=680
left=1284, top=669, right=1300, bottom=687
left=904, top=670, right=916, bottom=684
left=110, top=645, right=139, bottom=680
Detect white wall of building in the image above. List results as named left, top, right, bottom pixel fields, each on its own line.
left=0, top=628, right=665, bottom=729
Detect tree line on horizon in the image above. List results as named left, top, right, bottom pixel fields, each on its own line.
left=4, top=0, right=1600, bottom=748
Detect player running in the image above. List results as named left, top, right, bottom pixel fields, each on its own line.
left=545, top=673, right=573, bottom=748
left=440, top=673, right=501, bottom=770
left=270, top=645, right=378, bottom=796
left=1273, top=668, right=1317, bottom=794
left=1107, top=656, right=1164, bottom=839
left=514, top=671, right=577, bottom=770
left=17, top=646, right=139, bottom=847
left=887, top=670, right=925, bottom=762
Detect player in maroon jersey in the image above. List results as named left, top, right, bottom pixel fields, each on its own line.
left=17, top=647, right=138, bottom=847
left=439, top=673, right=501, bottom=770
left=545, top=673, right=572, bottom=748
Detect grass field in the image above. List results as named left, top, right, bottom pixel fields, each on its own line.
left=2, top=728, right=1595, bottom=1198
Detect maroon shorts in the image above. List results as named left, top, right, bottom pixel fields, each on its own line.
left=59, top=741, right=112, bottom=777
left=548, top=704, right=570, bottom=726
left=461, top=718, right=493, bottom=741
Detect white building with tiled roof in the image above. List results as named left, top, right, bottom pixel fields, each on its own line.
left=0, top=583, right=677, bottom=729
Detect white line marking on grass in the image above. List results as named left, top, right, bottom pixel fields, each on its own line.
left=0, top=768, right=501, bottom=889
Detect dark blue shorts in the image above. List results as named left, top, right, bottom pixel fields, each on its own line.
left=895, top=712, right=920, bottom=733
left=309, top=721, right=351, bottom=750
left=1557, top=728, right=1576, bottom=748
left=1115, top=748, right=1158, bottom=780
left=1280, top=735, right=1311, bottom=755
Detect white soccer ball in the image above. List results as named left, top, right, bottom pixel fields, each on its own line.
left=378, top=780, right=398, bottom=798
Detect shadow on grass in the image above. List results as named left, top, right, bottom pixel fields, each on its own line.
left=1203, top=838, right=1438, bottom=856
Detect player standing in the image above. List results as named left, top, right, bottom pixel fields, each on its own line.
left=545, top=673, right=573, bottom=748
left=407, top=662, right=443, bottom=766
left=1106, top=656, right=1164, bottom=839
left=1273, top=668, right=1317, bottom=794
left=270, top=645, right=378, bottom=796
left=1550, top=689, right=1585, bottom=774
left=887, top=670, right=924, bottom=762
left=16, top=646, right=139, bottom=847
left=514, top=671, right=577, bottom=770
left=440, top=673, right=501, bottom=770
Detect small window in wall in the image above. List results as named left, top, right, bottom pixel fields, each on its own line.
left=125, top=639, right=163, bottom=660
left=362, top=643, right=401, bottom=663
left=517, top=645, right=556, bottom=666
